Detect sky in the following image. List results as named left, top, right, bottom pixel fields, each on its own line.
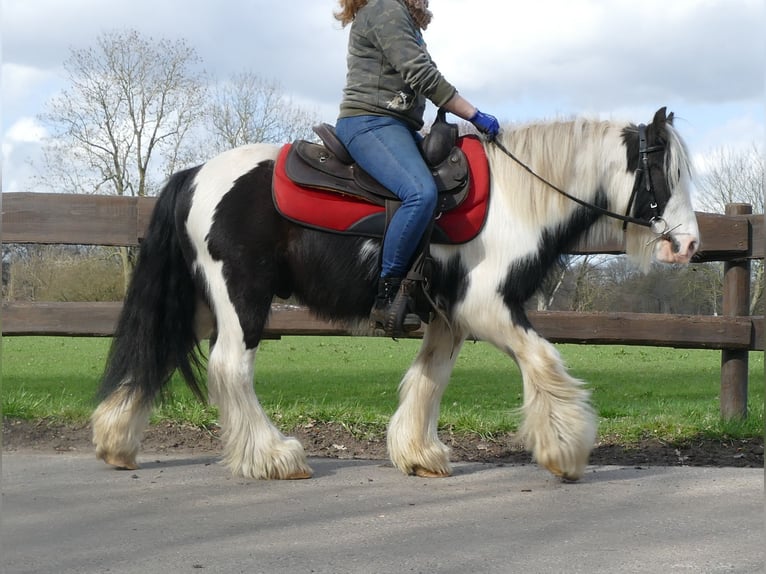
left=2, top=0, right=764, bottom=199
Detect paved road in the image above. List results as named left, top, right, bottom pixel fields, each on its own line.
left=2, top=452, right=763, bottom=574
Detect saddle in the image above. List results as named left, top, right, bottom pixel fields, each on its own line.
left=273, top=114, right=491, bottom=336
left=284, top=109, right=471, bottom=214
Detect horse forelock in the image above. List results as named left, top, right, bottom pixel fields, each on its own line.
left=664, top=123, right=695, bottom=189
left=619, top=119, right=693, bottom=186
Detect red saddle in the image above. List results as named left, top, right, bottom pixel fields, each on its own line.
left=272, top=135, right=490, bottom=245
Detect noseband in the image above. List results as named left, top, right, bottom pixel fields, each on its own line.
left=490, top=124, right=668, bottom=232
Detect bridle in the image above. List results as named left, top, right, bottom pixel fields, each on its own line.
left=620, top=124, right=666, bottom=230
left=489, top=124, right=671, bottom=235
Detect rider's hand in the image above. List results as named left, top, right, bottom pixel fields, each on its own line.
left=469, top=110, right=500, bottom=139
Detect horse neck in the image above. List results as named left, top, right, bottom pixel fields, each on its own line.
left=492, top=119, right=626, bottom=229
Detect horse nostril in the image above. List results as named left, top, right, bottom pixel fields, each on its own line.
left=688, top=240, right=698, bottom=255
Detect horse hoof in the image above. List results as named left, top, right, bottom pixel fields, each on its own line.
left=285, top=469, right=313, bottom=480
left=542, top=461, right=581, bottom=482
left=100, top=455, right=140, bottom=470
left=543, top=461, right=563, bottom=477
left=413, top=466, right=451, bottom=478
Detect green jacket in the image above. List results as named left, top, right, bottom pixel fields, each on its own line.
left=338, top=0, right=457, bottom=130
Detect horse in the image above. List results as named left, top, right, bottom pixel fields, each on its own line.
left=91, top=106, right=699, bottom=481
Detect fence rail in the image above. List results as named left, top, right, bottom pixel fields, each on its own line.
left=2, top=193, right=763, bottom=418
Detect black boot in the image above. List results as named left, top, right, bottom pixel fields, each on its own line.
left=370, top=277, right=421, bottom=337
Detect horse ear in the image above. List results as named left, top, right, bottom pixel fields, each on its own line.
left=667, top=111, right=675, bottom=125
left=652, top=106, right=668, bottom=127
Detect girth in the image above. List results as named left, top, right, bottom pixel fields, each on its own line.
left=284, top=114, right=471, bottom=213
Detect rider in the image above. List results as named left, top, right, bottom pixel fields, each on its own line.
left=334, top=0, right=500, bottom=334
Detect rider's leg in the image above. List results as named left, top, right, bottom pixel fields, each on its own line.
left=336, top=115, right=437, bottom=334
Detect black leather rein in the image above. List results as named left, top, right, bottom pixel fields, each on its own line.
left=489, top=123, right=666, bottom=230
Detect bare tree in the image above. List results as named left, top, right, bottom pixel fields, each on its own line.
left=207, top=72, right=320, bottom=152
left=695, top=143, right=763, bottom=315
left=35, top=29, right=208, bottom=290
left=36, top=29, right=208, bottom=198
left=695, top=143, right=764, bottom=214
left=541, top=255, right=604, bottom=312
left=536, top=262, right=567, bottom=310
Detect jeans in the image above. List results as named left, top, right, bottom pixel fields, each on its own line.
left=335, top=115, right=437, bottom=278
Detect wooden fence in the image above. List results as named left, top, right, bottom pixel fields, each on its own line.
left=2, top=193, right=763, bottom=418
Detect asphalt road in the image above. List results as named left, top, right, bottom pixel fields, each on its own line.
left=2, top=452, right=763, bottom=574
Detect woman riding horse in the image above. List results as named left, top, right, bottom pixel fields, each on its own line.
left=334, top=0, right=500, bottom=335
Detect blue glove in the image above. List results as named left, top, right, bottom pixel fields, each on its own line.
left=469, top=109, right=500, bottom=139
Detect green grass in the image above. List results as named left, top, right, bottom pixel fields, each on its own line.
left=2, top=336, right=763, bottom=444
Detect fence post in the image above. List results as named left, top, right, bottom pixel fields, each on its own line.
left=719, top=203, right=752, bottom=419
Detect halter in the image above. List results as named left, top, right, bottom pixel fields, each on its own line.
left=490, top=124, right=667, bottom=232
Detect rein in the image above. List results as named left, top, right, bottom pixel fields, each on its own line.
left=489, top=124, right=665, bottom=231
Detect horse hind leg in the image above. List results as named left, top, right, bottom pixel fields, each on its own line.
left=92, top=297, right=213, bottom=470
left=202, top=255, right=312, bottom=480
left=208, top=333, right=312, bottom=480
left=387, top=317, right=465, bottom=478
left=92, top=384, right=152, bottom=470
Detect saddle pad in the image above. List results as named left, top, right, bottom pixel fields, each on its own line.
left=272, top=135, right=490, bottom=245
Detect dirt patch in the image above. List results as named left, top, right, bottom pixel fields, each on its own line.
left=3, top=417, right=763, bottom=469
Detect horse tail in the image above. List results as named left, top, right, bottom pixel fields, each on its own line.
left=97, top=166, right=206, bottom=408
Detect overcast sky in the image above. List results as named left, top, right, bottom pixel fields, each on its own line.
left=2, top=0, right=764, bottom=196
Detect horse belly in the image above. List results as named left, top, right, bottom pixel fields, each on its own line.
left=286, top=230, right=378, bottom=320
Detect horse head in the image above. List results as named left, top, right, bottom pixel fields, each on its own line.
left=623, top=107, right=700, bottom=268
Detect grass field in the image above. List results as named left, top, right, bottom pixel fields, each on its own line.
left=2, top=336, right=763, bottom=443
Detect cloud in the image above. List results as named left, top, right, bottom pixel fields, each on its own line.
left=0, top=0, right=762, bottom=192
left=429, top=0, right=764, bottom=111
left=1, top=63, right=62, bottom=118
left=3, top=0, right=762, bottom=113
left=5, top=117, right=47, bottom=144
left=2, top=116, right=48, bottom=191
left=698, top=110, right=765, bottom=155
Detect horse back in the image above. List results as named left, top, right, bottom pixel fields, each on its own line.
left=187, top=145, right=379, bottom=323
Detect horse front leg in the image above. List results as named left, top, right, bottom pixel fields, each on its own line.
left=207, top=334, right=312, bottom=480
left=487, top=324, right=596, bottom=481
left=387, top=318, right=466, bottom=477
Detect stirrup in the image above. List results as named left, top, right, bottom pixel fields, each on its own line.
left=384, top=283, right=421, bottom=337
left=370, top=278, right=421, bottom=337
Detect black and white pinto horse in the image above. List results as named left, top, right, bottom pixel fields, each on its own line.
left=92, top=107, right=699, bottom=481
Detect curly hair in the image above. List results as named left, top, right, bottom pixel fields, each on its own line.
left=334, top=0, right=369, bottom=27
left=335, top=0, right=432, bottom=29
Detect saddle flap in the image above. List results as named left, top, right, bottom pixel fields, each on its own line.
left=432, top=147, right=469, bottom=211
left=292, top=140, right=353, bottom=181
left=286, top=140, right=395, bottom=204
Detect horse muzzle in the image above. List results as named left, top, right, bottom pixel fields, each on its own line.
left=655, top=233, right=698, bottom=264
